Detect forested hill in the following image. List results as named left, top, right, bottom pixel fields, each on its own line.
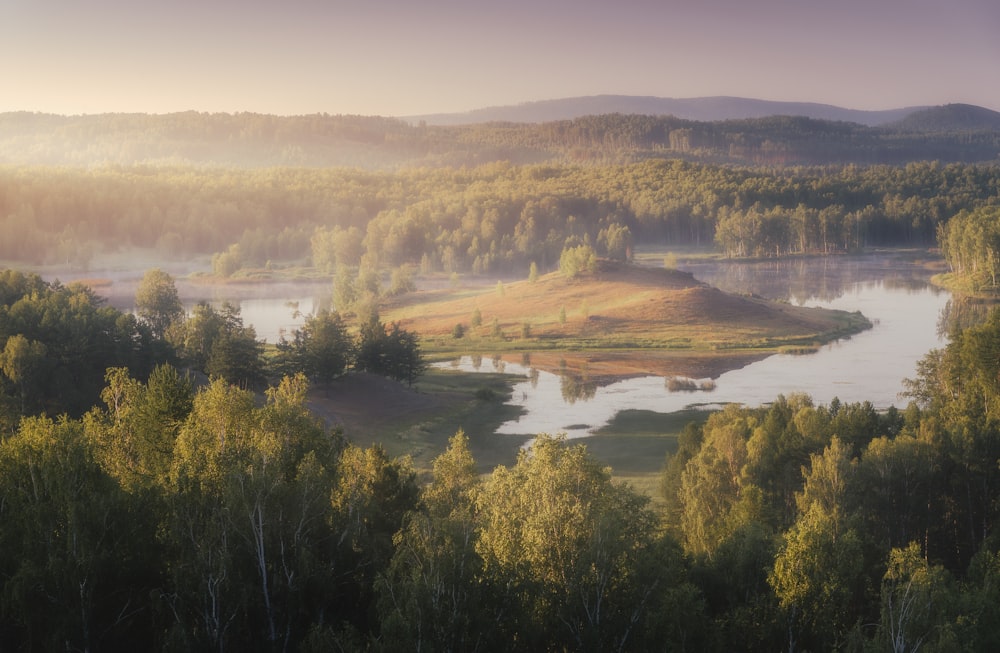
left=407, top=95, right=926, bottom=126
left=888, top=103, right=1000, bottom=132
left=2, top=107, right=998, bottom=169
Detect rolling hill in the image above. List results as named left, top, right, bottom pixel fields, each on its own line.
left=406, top=95, right=928, bottom=126
left=2, top=97, right=998, bottom=169
left=382, top=260, right=871, bottom=380
left=888, top=103, right=1000, bottom=132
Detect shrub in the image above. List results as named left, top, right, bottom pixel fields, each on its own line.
left=475, top=387, right=497, bottom=401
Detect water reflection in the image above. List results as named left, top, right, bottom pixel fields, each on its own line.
left=937, top=295, right=1000, bottom=338
left=559, top=362, right=597, bottom=404
left=528, top=367, right=540, bottom=389
left=680, top=252, right=938, bottom=304
left=436, top=256, right=951, bottom=438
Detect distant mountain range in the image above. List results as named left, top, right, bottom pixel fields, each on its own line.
left=408, top=95, right=1000, bottom=129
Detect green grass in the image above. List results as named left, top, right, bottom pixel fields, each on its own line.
left=343, top=368, right=713, bottom=501
left=356, top=368, right=528, bottom=478
left=581, top=408, right=710, bottom=505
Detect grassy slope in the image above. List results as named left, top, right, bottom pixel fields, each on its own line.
left=306, top=370, right=707, bottom=502
left=383, top=260, right=870, bottom=374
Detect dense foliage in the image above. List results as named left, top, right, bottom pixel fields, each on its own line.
left=4, top=300, right=1000, bottom=651
left=3, top=269, right=1000, bottom=649
left=0, top=270, right=164, bottom=425
left=937, top=206, right=1000, bottom=291
left=2, top=160, right=999, bottom=270
left=0, top=268, right=424, bottom=428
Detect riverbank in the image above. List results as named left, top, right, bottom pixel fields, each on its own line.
left=305, top=368, right=527, bottom=477
left=383, top=259, right=872, bottom=381
left=303, top=367, right=700, bottom=501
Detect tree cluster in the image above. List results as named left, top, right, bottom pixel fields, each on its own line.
left=0, top=267, right=426, bottom=433
left=0, top=270, right=164, bottom=427
left=937, top=206, right=1000, bottom=291
left=166, top=301, right=267, bottom=389
left=656, top=308, right=1000, bottom=650
left=0, top=365, right=701, bottom=651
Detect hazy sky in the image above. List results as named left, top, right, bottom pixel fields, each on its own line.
left=3, top=0, right=999, bottom=116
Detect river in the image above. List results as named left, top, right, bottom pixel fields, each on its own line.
left=437, top=253, right=951, bottom=437
left=98, top=252, right=951, bottom=439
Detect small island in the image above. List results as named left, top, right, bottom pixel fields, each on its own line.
left=382, top=258, right=872, bottom=381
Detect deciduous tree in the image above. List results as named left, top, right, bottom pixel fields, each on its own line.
left=135, top=268, right=184, bottom=339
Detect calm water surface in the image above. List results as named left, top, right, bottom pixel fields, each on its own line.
left=438, top=254, right=951, bottom=437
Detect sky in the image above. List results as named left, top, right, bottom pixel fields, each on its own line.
left=2, top=0, right=999, bottom=117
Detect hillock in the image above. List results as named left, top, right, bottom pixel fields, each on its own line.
left=382, top=260, right=871, bottom=379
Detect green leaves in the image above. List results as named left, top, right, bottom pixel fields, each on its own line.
left=273, top=309, right=353, bottom=383
left=168, top=301, right=265, bottom=388
left=558, top=243, right=598, bottom=279
left=769, top=503, right=866, bottom=648
left=476, top=434, right=663, bottom=650
left=135, top=268, right=183, bottom=339
left=0, top=271, right=163, bottom=418
left=354, top=313, right=427, bottom=386
left=0, top=416, right=158, bottom=650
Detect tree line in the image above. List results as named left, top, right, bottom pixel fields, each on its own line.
left=4, top=302, right=1000, bottom=649
left=2, top=160, right=998, bottom=270
left=937, top=206, right=1000, bottom=292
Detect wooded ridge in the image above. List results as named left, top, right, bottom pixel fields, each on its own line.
left=2, top=103, right=998, bottom=169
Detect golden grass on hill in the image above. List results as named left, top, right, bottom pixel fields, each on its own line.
left=382, top=260, right=870, bottom=374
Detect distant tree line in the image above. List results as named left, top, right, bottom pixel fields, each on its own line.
left=2, top=111, right=998, bottom=169
left=2, top=160, right=998, bottom=270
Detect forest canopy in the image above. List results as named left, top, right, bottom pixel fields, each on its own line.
left=1, top=110, right=997, bottom=272
left=2, top=160, right=999, bottom=270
